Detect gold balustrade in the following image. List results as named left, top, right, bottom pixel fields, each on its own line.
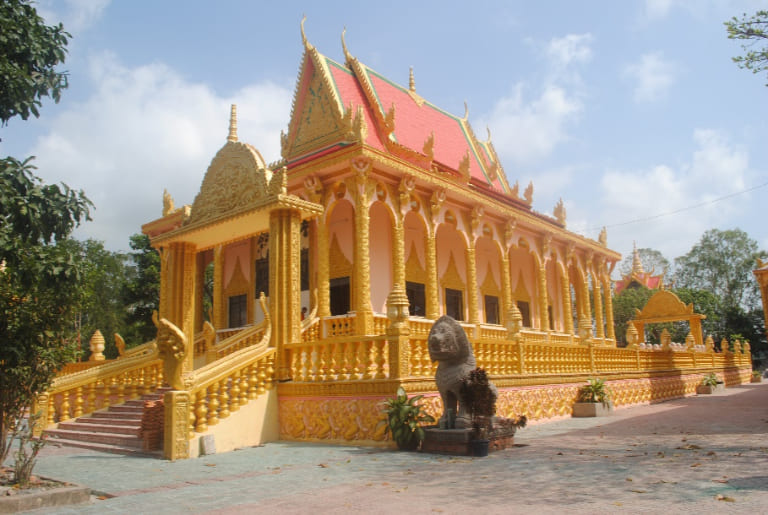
left=323, top=315, right=356, bottom=338
left=33, top=347, right=164, bottom=435
left=211, top=322, right=268, bottom=360
left=285, top=336, right=389, bottom=382
left=186, top=338, right=276, bottom=437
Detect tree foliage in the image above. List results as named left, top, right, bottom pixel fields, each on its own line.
left=612, top=286, right=655, bottom=346
left=674, top=228, right=766, bottom=310
left=122, top=233, right=160, bottom=345
left=726, top=10, right=768, bottom=86
left=0, top=158, right=91, bottom=465
left=0, top=0, right=70, bottom=124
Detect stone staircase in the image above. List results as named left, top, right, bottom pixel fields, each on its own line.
left=44, top=390, right=169, bottom=457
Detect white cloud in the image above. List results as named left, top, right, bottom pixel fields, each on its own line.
left=597, top=129, right=750, bottom=259
left=37, top=0, right=111, bottom=32
left=624, top=52, right=677, bottom=103
left=480, top=83, right=582, bottom=165
left=546, top=34, right=594, bottom=68
left=30, top=52, right=292, bottom=250
left=643, top=0, right=675, bottom=20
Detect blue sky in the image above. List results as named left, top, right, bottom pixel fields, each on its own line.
left=2, top=0, right=766, bottom=273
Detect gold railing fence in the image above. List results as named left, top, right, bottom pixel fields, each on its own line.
left=285, top=336, right=389, bottom=382
left=34, top=347, right=164, bottom=435
left=290, top=314, right=752, bottom=383
left=186, top=323, right=275, bottom=436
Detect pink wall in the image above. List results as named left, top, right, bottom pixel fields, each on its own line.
left=403, top=212, right=426, bottom=271
left=328, top=199, right=354, bottom=268
left=369, top=202, right=393, bottom=313
left=223, top=240, right=251, bottom=290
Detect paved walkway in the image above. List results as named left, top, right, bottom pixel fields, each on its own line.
left=14, top=382, right=768, bottom=514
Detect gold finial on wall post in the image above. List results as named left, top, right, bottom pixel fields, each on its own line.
left=227, top=104, right=238, bottom=143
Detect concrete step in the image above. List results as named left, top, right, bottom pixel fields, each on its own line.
left=76, top=415, right=139, bottom=427
left=45, top=437, right=160, bottom=457
left=107, top=405, right=144, bottom=415
left=58, top=421, right=141, bottom=436
left=90, top=410, right=142, bottom=421
left=46, top=428, right=142, bottom=448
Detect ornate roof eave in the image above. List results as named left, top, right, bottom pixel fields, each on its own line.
left=282, top=18, right=347, bottom=161
left=149, top=194, right=323, bottom=251
left=285, top=144, right=621, bottom=261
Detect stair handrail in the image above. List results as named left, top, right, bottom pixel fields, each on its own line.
left=210, top=294, right=270, bottom=360
left=49, top=343, right=161, bottom=392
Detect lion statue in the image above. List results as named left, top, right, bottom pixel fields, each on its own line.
left=428, top=315, right=497, bottom=429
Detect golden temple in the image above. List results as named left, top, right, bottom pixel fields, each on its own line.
left=35, top=23, right=752, bottom=459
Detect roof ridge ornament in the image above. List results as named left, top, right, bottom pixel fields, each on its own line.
left=463, top=101, right=469, bottom=121
left=300, top=15, right=312, bottom=50
left=227, top=104, right=238, bottom=143
left=341, top=27, right=353, bottom=65
left=409, top=67, right=415, bottom=92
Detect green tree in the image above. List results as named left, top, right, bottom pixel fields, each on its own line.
left=0, top=0, right=70, bottom=124
left=0, top=158, right=91, bottom=466
left=725, top=10, right=768, bottom=86
left=612, top=287, right=655, bottom=346
left=122, top=233, right=160, bottom=345
left=674, top=228, right=765, bottom=310
left=68, top=239, right=130, bottom=359
left=0, top=0, right=90, bottom=478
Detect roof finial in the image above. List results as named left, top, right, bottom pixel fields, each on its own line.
left=227, top=104, right=238, bottom=143
left=486, top=126, right=492, bottom=143
left=463, top=101, right=469, bottom=120
left=341, top=27, right=352, bottom=63
left=632, top=241, right=645, bottom=274
left=409, top=66, right=415, bottom=92
left=300, top=15, right=310, bottom=49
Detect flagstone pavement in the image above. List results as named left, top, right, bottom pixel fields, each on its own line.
left=13, top=381, right=768, bottom=514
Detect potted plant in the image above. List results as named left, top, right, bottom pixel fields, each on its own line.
left=751, top=370, right=763, bottom=383
left=696, top=373, right=724, bottom=394
left=460, top=368, right=497, bottom=457
left=378, top=386, right=435, bottom=451
left=572, top=378, right=613, bottom=417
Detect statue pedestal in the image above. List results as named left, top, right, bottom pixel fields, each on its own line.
left=422, top=422, right=517, bottom=456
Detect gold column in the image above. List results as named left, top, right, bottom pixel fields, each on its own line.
left=466, top=242, right=479, bottom=324
left=501, top=253, right=512, bottom=326
left=317, top=217, right=330, bottom=318
left=393, top=214, right=406, bottom=292
left=592, top=269, right=605, bottom=340
left=562, top=264, right=574, bottom=335
left=212, top=245, right=224, bottom=330
left=354, top=166, right=373, bottom=334
left=602, top=272, right=615, bottom=341
left=538, top=261, right=549, bottom=331
left=269, top=208, right=302, bottom=380
left=164, top=242, right=197, bottom=376
left=425, top=228, right=439, bottom=320
left=194, top=253, right=205, bottom=333
left=582, top=266, right=592, bottom=329
left=158, top=246, right=170, bottom=320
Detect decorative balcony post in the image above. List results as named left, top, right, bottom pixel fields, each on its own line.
left=426, top=189, right=445, bottom=320
left=602, top=270, right=615, bottom=342
left=592, top=268, right=605, bottom=341
left=353, top=159, right=373, bottom=335
left=269, top=208, right=303, bottom=380
left=164, top=390, right=191, bottom=461
left=386, top=286, right=411, bottom=379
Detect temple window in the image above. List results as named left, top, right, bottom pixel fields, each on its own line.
left=330, top=276, right=350, bottom=315
left=254, top=255, right=269, bottom=297
left=300, top=248, right=309, bottom=291
left=517, top=301, right=531, bottom=328
left=445, top=288, right=464, bottom=321
left=406, top=281, right=425, bottom=316
left=484, top=295, right=499, bottom=325
left=229, top=294, right=247, bottom=328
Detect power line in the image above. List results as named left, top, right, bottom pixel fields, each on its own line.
left=588, top=179, right=768, bottom=232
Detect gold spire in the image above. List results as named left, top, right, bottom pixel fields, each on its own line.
left=341, top=27, right=352, bottom=64
left=409, top=67, right=415, bottom=92
left=227, top=104, right=238, bottom=143
left=632, top=241, right=645, bottom=274
left=300, top=15, right=310, bottom=49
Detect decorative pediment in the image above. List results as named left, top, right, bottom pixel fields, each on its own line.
left=187, top=141, right=273, bottom=226
left=634, top=290, right=694, bottom=320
